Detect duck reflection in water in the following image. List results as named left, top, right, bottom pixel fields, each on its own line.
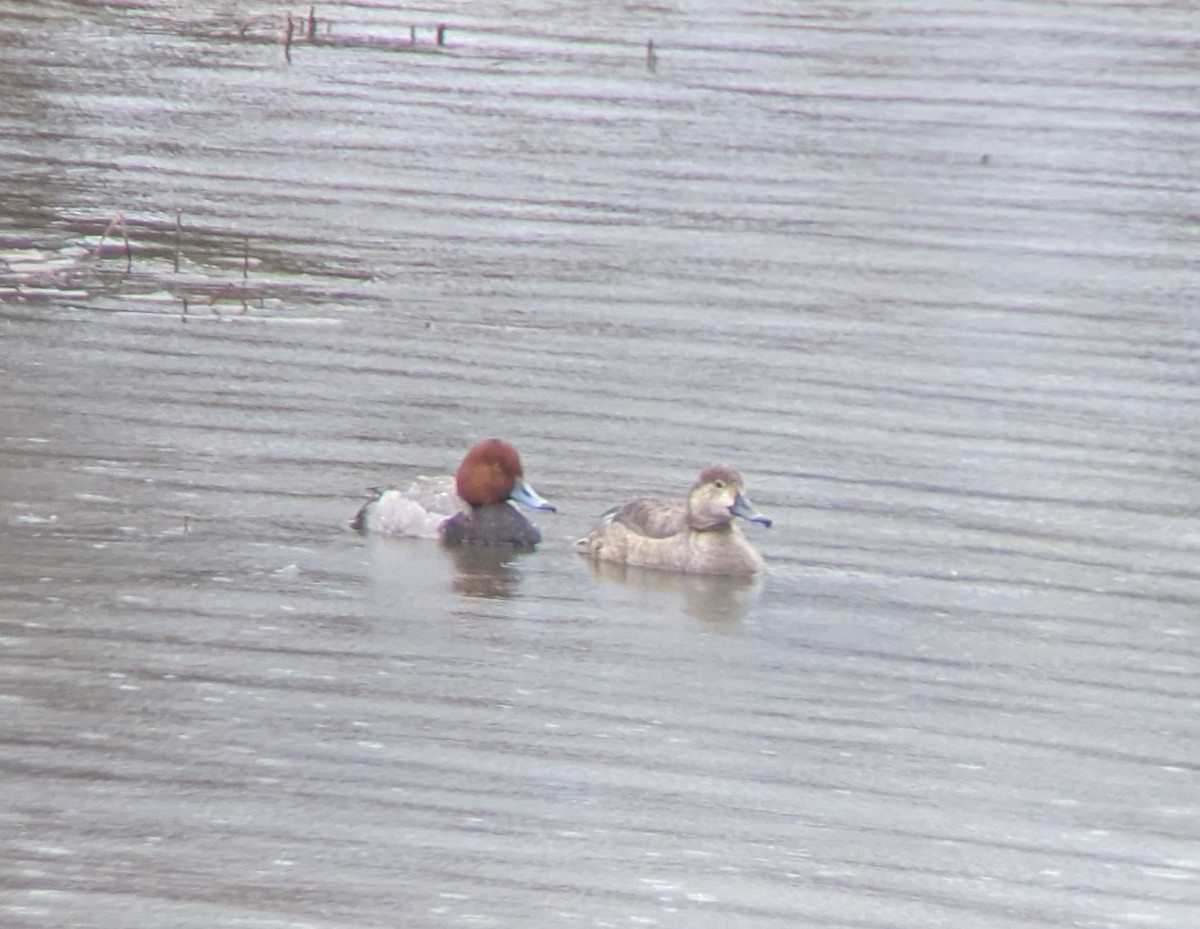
left=446, top=545, right=526, bottom=600
left=583, top=559, right=763, bottom=626
left=362, top=536, right=529, bottom=604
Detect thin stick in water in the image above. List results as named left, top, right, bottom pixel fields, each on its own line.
left=241, top=237, right=250, bottom=314
left=283, top=13, right=294, bottom=63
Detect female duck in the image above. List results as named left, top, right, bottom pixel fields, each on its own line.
left=576, top=465, right=772, bottom=575
left=352, top=439, right=555, bottom=547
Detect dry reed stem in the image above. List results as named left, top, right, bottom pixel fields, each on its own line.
left=283, top=13, right=294, bottom=63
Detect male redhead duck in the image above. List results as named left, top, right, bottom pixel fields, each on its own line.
left=352, top=439, right=555, bottom=547
left=576, top=465, right=772, bottom=576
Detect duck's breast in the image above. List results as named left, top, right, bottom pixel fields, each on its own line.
left=441, top=503, right=542, bottom=547
left=685, top=527, right=764, bottom=576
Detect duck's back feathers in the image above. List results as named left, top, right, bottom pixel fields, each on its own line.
left=351, top=477, right=460, bottom=538
left=607, top=499, right=689, bottom=539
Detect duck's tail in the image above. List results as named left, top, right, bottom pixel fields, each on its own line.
left=349, top=487, right=385, bottom=533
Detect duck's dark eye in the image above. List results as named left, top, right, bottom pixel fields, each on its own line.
left=714, top=479, right=725, bottom=489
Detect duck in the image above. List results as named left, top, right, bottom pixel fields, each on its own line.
left=351, top=439, right=555, bottom=547
left=575, top=465, right=772, bottom=575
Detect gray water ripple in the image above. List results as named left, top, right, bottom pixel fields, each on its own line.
left=3, top=2, right=1199, bottom=928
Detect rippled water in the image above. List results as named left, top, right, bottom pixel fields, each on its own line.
left=2, top=1, right=1198, bottom=927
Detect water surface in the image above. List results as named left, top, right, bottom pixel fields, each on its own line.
left=2, top=2, right=1198, bottom=927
